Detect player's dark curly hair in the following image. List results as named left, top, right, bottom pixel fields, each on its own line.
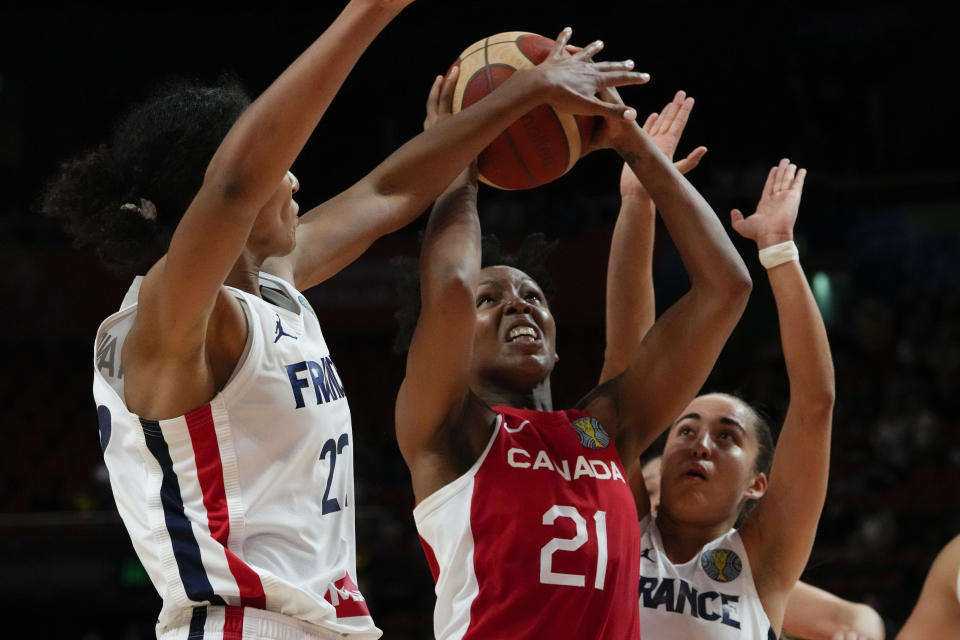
left=393, top=232, right=558, bottom=353
left=40, top=76, right=251, bottom=275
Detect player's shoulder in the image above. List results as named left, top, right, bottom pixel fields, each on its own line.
left=932, top=534, right=960, bottom=590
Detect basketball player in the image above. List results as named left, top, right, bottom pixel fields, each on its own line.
left=41, top=1, right=650, bottom=636
left=638, top=457, right=885, bottom=640
left=896, top=534, right=960, bottom=638
left=605, top=108, right=834, bottom=638
left=609, top=92, right=881, bottom=640
left=392, top=61, right=751, bottom=637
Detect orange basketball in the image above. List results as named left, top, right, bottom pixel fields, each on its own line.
left=451, top=31, right=597, bottom=191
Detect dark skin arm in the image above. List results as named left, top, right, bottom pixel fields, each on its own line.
left=266, top=30, right=647, bottom=291
left=600, top=90, right=706, bottom=384
left=579, top=88, right=751, bottom=468
left=125, top=0, right=414, bottom=419
left=395, top=33, right=648, bottom=501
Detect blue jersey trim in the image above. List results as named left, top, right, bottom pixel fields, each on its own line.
left=140, top=418, right=226, bottom=606
left=188, top=605, right=207, bottom=638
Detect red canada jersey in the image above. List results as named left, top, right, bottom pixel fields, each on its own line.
left=414, top=406, right=641, bottom=640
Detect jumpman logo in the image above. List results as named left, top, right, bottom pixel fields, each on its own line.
left=274, top=315, right=298, bottom=343
left=641, top=548, right=655, bottom=562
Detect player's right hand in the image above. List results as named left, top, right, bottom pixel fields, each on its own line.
left=531, top=27, right=648, bottom=121
left=730, top=158, right=806, bottom=248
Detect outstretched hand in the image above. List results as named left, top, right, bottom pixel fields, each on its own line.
left=533, top=27, right=648, bottom=121
left=423, top=64, right=478, bottom=187
left=423, top=65, right=458, bottom=131
left=730, top=158, right=806, bottom=248
left=620, top=90, right=707, bottom=198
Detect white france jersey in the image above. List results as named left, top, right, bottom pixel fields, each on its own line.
left=93, top=273, right=380, bottom=639
left=638, top=515, right=775, bottom=640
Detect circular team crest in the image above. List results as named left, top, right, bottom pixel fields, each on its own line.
left=572, top=416, right=610, bottom=449
left=700, top=548, right=742, bottom=583
left=298, top=294, right=318, bottom=318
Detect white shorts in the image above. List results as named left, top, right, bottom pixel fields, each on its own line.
left=157, top=606, right=353, bottom=640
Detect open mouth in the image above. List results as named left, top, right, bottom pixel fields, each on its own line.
left=683, top=466, right=707, bottom=480
left=507, top=326, right=538, bottom=343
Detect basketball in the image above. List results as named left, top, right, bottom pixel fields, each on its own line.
left=451, top=31, right=597, bottom=191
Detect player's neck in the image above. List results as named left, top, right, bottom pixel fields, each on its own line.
left=225, top=253, right=265, bottom=296
left=654, top=509, right=737, bottom=565
left=473, top=378, right=553, bottom=411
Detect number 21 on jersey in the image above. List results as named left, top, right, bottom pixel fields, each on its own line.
left=540, top=505, right=608, bottom=589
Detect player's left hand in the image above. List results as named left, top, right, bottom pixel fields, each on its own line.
left=424, top=64, right=458, bottom=131
left=620, top=90, right=707, bottom=198
left=581, top=85, right=633, bottom=154
left=730, top=158, right=806, bottom=248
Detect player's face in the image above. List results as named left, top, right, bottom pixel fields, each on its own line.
left=471, top=266, right=557, bottom=391
left=658, top=394, right=766, bottom=525
left=249, top=171, right=300, bottom=257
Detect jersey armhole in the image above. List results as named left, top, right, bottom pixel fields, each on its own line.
left=413, top=413, right=504, bottom=523
left=217, top=295, right=261, bottom=406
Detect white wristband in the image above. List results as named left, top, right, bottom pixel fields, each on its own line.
left=758, top=240, right=799, bottom=269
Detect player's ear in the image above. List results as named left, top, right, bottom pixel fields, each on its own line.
left=744, top=472, right=767, bottom=501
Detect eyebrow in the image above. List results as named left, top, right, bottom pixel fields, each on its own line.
left=477, top=278, right=541, bottom=291
left=675, top=413, right=747, bottom=434
left=719, top=417, right=748, bottom=434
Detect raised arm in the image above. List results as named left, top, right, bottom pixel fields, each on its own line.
left=897, top=534, right=960, bottom=639
left=600, top=90, right=706, bottom=384
left=143, top=0, right=415, bottom=346
left=582, top=91, right=751, bottom=464
left=393, top=72, right=483, bottom=501
left=280, top=29, right=649, bottom=290
left=783, top=581, right=886, bottom=640
left=733, top=160, right=836, bottom=634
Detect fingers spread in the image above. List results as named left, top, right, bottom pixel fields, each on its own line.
left=730, top=209, right=745, bottom=228
left=762, top=165, right=778, bottom=199
left=576, top=39, right=605, bottom=60
left=673, top=146, right=707, bottom=175
left=601, top=70, right=650, bottom=89
left=686, top=146, right=708, bottom=165
left=591, top=60, right=635, bottom=73
left=793, top=167, right=807, bottom=192
left=774, top=157, right=790, bottom=191
left=642, top=112, right=659, bottom=133
left=668, top=97, right=695, bottom=137
left=784, top=161, right=797, bottom=187
left=550, top=27, right=573, bottom=56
